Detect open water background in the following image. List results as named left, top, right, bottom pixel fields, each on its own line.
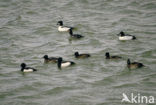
left=0, top=0, right=156, bottom=105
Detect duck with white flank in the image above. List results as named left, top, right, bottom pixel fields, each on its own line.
left=57, top=21, right=74, bottom=32
left=57, top=57, right=75, bottom=69
left=105, top=52, right=122, bottom=59
left=127, top=59, right=144, bottom=69
left=43, top=55, right=59, bottom=63
left=20, top=63, right=37, bottom=72
left=117, top=31, right=136, bottom=40
left=74, top=52, right=90, bottom=58
left=69, top=29, right=84, bottom=39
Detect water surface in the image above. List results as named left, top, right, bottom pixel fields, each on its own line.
left=0, top=0, right=156, bottom=105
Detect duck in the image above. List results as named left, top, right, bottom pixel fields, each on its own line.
left=69, top=29, right=84, bottom=39
left=74, top=52, right=90, bottom=58
left=57, top=21, right=74, bottom=32
left=117, top=31, right=136, bottom=40
left=20, top=63, right=37, bottom=72
left=57, top=57, right=75, bottom=69
left=127, top=59, right=144, bottom=69
left=105, top=52, right=122, bottom=59
left=43, top=55, right=59, bottom=63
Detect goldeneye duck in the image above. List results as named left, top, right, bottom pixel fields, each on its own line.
left=105, top=52, right=122, bottom=59
left=20, top=63, right=37, bottom=72
left=43, top=55, right=59, bottom=63
left=69, top=29, right=84, bottom=39
left=74, top=52, right=90, bottom=58
left=117, top=31, right=136, bottom=40
left=127, top=59, right=144, bottom=69
left=57, top=57, right=75, bottom=69
left=57, top=21, right=74, bottom=32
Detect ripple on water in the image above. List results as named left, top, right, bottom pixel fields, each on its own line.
left=0, top=0, right=156, bottom=105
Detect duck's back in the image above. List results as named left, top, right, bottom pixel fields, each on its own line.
left=111, top=56, right=122, bottom=59
left=78, top=54, right=90, bottom=58
left=72, top=34, right=84, bottom=38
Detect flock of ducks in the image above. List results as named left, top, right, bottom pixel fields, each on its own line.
left=20, top=21, right=144, bottom=72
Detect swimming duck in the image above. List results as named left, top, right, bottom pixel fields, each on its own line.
left=57, top=57, right=75, bottom=69
left=69, top=29, right=84, bottom=39
left=57, top=21, right=74, bottom=32
left=117, top=31, right=136, bottom=40
left=20, top=63, right=37, bottom=72
left=74, top=52, right=90, bottom=58
left=105, top=52, right=122, bottom=59
left=43, top=55, right=59, bottom=63
left=127, top=59, right=144, bottom=69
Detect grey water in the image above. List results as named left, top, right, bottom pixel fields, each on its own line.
left=0, top=0, right=156, bottom=105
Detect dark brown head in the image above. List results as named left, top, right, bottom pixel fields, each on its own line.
left=74, top=52, right=79, bottom=57
left=58, top=57, right=63, bottom=68
left=43, top=55, right=48, bottom=60
left=105, top=52, right=110, bottom=59
left=69, top=28, right=73, bottom=35
left=127, top=59, right=131, bottom=65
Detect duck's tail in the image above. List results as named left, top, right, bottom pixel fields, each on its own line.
left=133, top=36, right=136, bottom=40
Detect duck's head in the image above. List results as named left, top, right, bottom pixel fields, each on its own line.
left=58, top=57, right=63, bottom=68
left=58, top=57, right=63, bottom=62
left=120, top=31, right=125, bottom=36
left=69, top=28, right=73, bottom=35
left=21, top=63, right=26, bottom=68
left=74, top=52, right=79, bottom=57
left=127, top=59, right=131, bottom=65
left=105, top=52, right=110, bottom=58
left=43, top=55, right=48, bottom=59
left=57, top=21, right=63, bottom=26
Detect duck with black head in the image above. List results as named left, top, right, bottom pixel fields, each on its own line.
left=117, top=31, right=136, bottom=40
left=69, top=29, right=84, bottom=39
left=43, top=55, right=59, bottom=63
left=20, top=63, right=37, bottom=72
left=57, top=20, right=74, bottom=32
left=105, top=52, right=122, bottom=59
left=57, top=57, right=75, bottom=69
left=74, top=52, right=90, bottom=58
left=127, top=59, right=144, bottom=69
